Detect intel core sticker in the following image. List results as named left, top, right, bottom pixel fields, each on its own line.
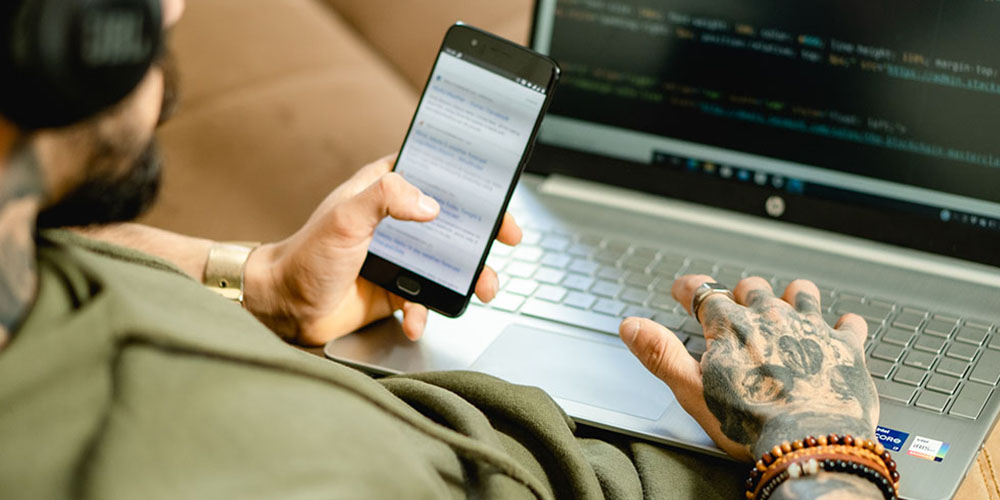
left=875, top=426, right=909, bottom=452
left=907, top=436, right=951, bottom=462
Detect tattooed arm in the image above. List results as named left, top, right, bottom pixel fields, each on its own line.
left=620, top=275, right=882, bottom=499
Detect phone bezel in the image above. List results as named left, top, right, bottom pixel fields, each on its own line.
left=360, top=23, right=561, bottom=317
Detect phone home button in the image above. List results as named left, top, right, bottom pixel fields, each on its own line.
left=396, top=276, right=421, bottom=296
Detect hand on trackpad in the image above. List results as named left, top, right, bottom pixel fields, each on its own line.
left=469, top=324, right=675, bottom=420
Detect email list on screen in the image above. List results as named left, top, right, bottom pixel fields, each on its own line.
left=369, top=51, right=547, bottom=294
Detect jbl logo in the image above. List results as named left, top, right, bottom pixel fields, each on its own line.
left=81, top=10, right=151, bottom=66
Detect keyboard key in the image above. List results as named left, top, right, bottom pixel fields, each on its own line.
left=871, top=344, right=905, bottom=363
left=950, top=382, right=993, bottom=419
left=866, top=357, right=895, bottom=379
left=540, top=253, right=572, bottom=269
left=534, top=268, right=566, bottom=285
left=651, top=254, right=686, bottom=277
left=683, top=258, right=715, bottom=276
left=505, top=279, right=538, bottom=296
left=568, top=259, right=600, bottom=275
left=903, top=350, right=937, bottom=370
left=936, top=357, right=970, bottom=378
left=597, top=266, right=626, bottom=282
left=946, top=342, right=978, bottom=362
left=649, top=294, right=680, bottom=312
left=520, top=229, right=543, bottom=245
left=594, top=248, right=625, bottom=264
left=512, top=246, right=544, bottom=262
left=714, top=267, right=744, bottom=288
left=625, top=272, right=657, bottom=289
left=534, top=285, right=567, bottom=303
left=593, top=299, right=626, bottom=317
left=506, top=262, right=538, bottom=278
left=652, top=311, right=687, bottom=330
left=604, top=240, right=630, bottom=252
left=632, top=246, right=659, bottom=258
left=926, top=374, right=961, bottom=395
left=563, top=292, right=596, bottom=309
left=882, top=327, right=915, bottom=346
left=490, top=244, right=513, bottom=257
left=686, top=336, right=708, bottom=359
left=563, top=274, right=595, bottom=291
left=893, top=366, right=927, bottom=387
left=914, top=335, right=947, bottom=354
left=892, top=308, right=926, bottom=330
left=924, top=316, right=958, bottom=338
left=681, top=319, right=704, bottom=337
left=915, top=391, right=950, bottom=413
left=834, top=296, right=892, bottom=324
left=623, top=306, right=657, bottom=319
left=969, top=351, right=1000, bottom=385
left=990, top=332, right=1000, bottom=351
left=956, top=323, right=991, bottom=346
left=622, top=254, right=655, bottom=272
left=591, top=280, right=623, bottom=298
left=621, top=288, right=651, bottom=305
left=521, top=300, right=623, bottom=336
left=539, top=235, right=570, bottom=252
left=874, top=379, right=917, bottom=404
left=490, top=292, right=524, bottom=312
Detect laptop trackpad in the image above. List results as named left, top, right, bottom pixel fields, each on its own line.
left=469, top=324, right=674, bottom=421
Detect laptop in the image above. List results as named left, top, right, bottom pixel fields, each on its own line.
left=325, top=1, right=1000, bottom=498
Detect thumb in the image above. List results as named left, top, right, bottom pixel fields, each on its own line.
left=335, top=172, right=440, bottom=236
left=620, top=317, right=753, bottom=461
left=620, top=317, right=702, bottom=402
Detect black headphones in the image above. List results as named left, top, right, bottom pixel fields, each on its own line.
left=0, top=0, right=162, bottom=130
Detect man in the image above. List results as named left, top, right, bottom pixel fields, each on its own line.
left=0, top=0, right=887, bottom=498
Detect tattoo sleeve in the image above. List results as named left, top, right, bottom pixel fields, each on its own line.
left=0, top=144, right=46, bottom=345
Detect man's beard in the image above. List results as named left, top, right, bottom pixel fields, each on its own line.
left=35, top=142, right=162, bottom=228
left=36, top=49, right=179, bottom=229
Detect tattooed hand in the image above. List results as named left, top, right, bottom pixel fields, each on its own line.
left=620, top=275, right=879, bottom=463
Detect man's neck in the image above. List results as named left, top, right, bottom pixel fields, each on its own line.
left=0, top=144, right=46, bottom=347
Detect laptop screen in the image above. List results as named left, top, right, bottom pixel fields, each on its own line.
left=529, top=0, right=1000, bottom=267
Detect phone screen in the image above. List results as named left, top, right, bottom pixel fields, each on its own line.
left=368, top=49, right=549, bottom=294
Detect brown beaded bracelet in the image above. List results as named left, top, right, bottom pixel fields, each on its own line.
left=744, top=434, right=900, bottom=500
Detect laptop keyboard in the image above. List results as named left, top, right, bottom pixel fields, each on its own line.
left=475, top=225, right=999, bottom=421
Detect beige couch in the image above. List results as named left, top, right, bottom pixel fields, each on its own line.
left=143, top=1, right=1000, bottom=498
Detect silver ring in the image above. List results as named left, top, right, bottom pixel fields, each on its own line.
left=691, top=282, right=735, bottom=324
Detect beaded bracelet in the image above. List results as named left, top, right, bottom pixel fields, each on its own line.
left=744, top=434, right=900, bottom=500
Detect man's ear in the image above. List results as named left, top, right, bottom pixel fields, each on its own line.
left=0, top=116, right=21, bottom=165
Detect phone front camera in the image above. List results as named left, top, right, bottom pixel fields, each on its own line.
left=471, top=39, right=479, bottom=47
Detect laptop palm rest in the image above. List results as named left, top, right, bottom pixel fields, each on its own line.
left=469, top=324, right=674, bottom=421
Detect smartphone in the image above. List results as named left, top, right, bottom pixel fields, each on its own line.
left=360, top=23, right=560, bottom=317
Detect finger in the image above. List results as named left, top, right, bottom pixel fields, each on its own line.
left=474, top=266, right=500, bottom=303
left=671, top=274, right=741, bottom=325
left=330, top=155, right=397, bottom=203
left=400, top=301, right=429, bottom=341
left=495, top=213, right=522, bottom=246
left=835, top=313, right=868, bottom=346
left=332, top=172, right=439, bottom=238
left=781, top=279, right=823, bottom=315
left=619, top=317, right=754, bottom=461
left=732, top=277, right=776, bottom=310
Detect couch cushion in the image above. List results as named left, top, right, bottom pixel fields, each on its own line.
left=321, top=0, right=534, bottom=89
left=142, top=0, right=418, bottom=241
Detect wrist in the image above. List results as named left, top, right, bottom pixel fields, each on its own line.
left=752, top=412, right=876, bottom=460
left=242, top=242, right=299, bottom=341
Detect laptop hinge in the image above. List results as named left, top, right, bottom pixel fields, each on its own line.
left=539, top=174, right=1000, bottom=289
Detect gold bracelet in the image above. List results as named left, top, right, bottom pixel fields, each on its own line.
left=203, top=241, right=261, bottom=305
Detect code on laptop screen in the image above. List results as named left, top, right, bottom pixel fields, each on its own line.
left=545, top=0, right=1000, bottom=213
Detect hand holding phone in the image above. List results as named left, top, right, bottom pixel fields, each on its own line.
left=361, top=23, right=560, bottom=317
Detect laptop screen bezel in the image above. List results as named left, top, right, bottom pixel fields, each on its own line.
left=527, top=1, right=1000, bottom=269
